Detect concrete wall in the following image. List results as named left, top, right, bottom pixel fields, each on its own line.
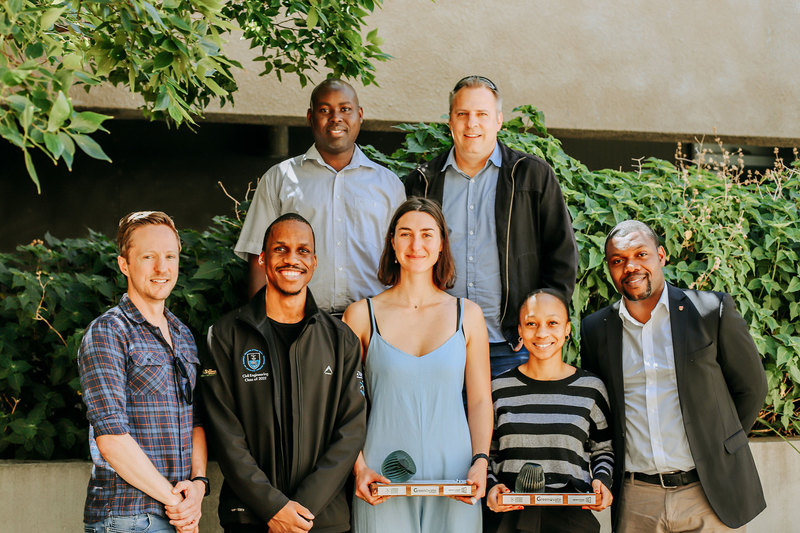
left=70, top=1, right=800, bottom=145
left=0, top=438, right=795, bottom=532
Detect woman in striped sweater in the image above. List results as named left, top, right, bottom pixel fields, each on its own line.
left=486, top=288, right=613, bottom=533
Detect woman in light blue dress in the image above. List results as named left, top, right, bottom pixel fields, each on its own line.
left=343, top=197, right=492, bottom=533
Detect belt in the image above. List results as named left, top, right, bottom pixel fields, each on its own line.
left=629, top=469, right=699, bottom=488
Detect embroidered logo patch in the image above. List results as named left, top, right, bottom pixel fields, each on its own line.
left=243, top=349, right=266, bottom=372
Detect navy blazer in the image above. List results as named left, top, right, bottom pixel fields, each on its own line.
left=581, top=284, right=767, bottom=529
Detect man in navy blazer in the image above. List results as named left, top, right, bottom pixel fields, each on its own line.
left=581, top=220, right=766, bottom=532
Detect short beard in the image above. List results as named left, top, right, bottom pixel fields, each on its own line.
left=275, top=285, right=303, bottom=297
left=621, top=277, right=652, bottom=302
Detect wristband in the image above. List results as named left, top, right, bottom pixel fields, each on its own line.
left=471, top=453, right=489, bottom=466
left=191, top=476, right=211, bottom=496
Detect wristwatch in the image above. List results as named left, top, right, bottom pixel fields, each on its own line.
left=191, top=476, right=211, bottom=496
left=471, top=453, right=490, bottom=466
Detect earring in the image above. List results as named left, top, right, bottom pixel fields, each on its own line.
left=394, top=258, right=398, bottom=264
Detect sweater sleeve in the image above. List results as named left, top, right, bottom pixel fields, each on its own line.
left=200, top=324, right=290, bottom=521
left=487, top=405, right=501, bottom=492
left=588, top=379, right=614, bottom=489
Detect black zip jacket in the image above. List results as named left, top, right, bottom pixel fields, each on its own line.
left=404, top=142, right=578, bottom=344
left=199, top=288, right=366, bottom=531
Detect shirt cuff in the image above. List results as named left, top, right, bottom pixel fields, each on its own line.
left=90, top=413, right=129, bottom=437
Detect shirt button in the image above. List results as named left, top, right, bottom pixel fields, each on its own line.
left=468, top=256, right=473, bottom=261
left=469, top=205, right=475, bottom=210
left=469, top=230, right=474, bottom=236
left=337, top=241, right=342, bottom=246
left=468, top=282, right=474, bottom=287
left=338, top=267, right=343, bottom=271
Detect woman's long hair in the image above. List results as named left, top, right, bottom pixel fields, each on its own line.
left=377, top=197, right=456, bottom=290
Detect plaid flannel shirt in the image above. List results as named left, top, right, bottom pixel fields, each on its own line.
left=78, top=293, right=199, bottom=523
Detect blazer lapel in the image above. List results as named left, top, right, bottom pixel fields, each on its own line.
left=605, top=302, right=625, bottom=420
left=668, top=284, right=690, bottom=386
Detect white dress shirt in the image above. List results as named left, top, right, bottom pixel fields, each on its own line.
left=619, top=285, right=696, bottom=474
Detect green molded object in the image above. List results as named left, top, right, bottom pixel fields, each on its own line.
left=381, top=450, right=417, bottom=482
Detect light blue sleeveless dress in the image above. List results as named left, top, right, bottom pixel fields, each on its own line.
left=352, top=298, right=481, bottom=533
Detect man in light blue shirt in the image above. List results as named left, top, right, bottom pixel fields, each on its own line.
left=235, top=79, right=405, bottom=313
left=405, top=76, right=578, bottom=376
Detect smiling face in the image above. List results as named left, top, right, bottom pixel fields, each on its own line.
left=392, top=210, right=443, bottom=276
left=260, top=219, right=317, bottom=297
left=448, top=86, right=503, bottom=165
left=118, top=224, right=180, bottom=308
left=606, top=230, right=667, bottom=306
left=307, top=84, right=362, bottom=161
left=518, top=292, right=571, bottom=363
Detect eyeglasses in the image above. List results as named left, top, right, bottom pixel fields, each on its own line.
left=452, top=75, right=498, bottom=93
left=173, top=357, right=195, bottom=405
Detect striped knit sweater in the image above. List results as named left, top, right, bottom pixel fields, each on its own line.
left=488, top=367, right=614, bottom=493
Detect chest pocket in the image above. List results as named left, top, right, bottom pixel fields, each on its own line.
left=128, top=350, right=171, bottom=395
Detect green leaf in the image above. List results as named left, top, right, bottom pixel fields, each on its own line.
left=193, top=260, right=223, bottom=280
left=37, top=7, right=67, bottom=28
left=43, top=132, right=65, bottom=159
left=70, top=133, right=112, bottom=162
left=58, top=131, right=75, bottom=169
left=25, top=42, right=44, bottom=59
left=153, top=51, right=174, bottom=69
left=787, top=277, right=800, bottom=293
left=23, top=150, right=41, bottom=194
left=203, top=77, right=228, bottom=96
left=68, top=111, right=111, bottom=134
left=47, top=91, right=71, bottom=132
left=307, top=6, right=318, bottom=28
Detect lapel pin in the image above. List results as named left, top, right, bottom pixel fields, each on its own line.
left=678, top=306, right=684, bottom=311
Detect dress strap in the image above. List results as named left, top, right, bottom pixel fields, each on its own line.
left=366, top=298, right=381, bottom=337
left=456, top=298, right=463, bottom=332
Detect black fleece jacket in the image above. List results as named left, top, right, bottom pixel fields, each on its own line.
left=200, top=288, right=366, bottom=531
left=404, top=142, right=578, bottom=344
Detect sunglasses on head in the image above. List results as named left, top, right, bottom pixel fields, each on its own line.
left=453, top=75, right=498, bottom=93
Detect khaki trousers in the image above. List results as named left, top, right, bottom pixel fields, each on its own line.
left=618, top=476, right=744, bottom=533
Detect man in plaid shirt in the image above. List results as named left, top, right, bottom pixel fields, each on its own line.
left=79, top=211, right=208, bottom=533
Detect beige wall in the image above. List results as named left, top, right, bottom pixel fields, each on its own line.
left=71, top=1, right=800, bottom=145
left=0, top=438, right=794, bottom=532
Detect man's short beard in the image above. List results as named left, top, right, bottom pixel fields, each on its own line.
left=276, top=286, right=303, bottom=297
left=621, top=278, right=652, bottom=302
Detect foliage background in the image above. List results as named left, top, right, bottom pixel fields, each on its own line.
left=1, top=106, right=798, bottom=458
left=1, top=0, right=389, bottom=191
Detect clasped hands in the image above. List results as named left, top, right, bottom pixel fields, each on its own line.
left=165, top=479, right=206, bottom=533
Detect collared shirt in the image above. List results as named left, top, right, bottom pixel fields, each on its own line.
left=442, top=143, right=504, bottom=342
left=619, top=285, right=695, bottom=474
left=235, top=144, right=406, bottom=313
left=78, top=294, right=199, bottom=522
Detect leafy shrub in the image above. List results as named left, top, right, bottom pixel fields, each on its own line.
left=1, top=106, right=797, bottom=459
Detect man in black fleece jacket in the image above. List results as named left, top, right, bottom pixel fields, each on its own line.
left=200, top=213, right=366, bottom=533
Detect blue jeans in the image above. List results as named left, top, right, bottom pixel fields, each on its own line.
left=489, top=342, right=528, bottom=378
left=84, top=513, right=175, bottom=533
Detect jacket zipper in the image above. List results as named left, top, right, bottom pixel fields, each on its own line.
left=499, top=158, right=523, bottom=328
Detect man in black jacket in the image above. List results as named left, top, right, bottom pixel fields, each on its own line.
left=581, top=220, right=766, bottom=532
left=200, top=213, right=366, bottom=533
left=405, top=75, right=578, bottom=377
